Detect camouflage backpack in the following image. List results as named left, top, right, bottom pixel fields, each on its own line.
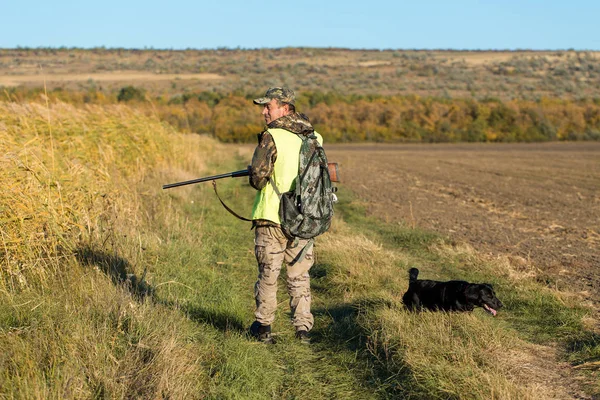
left=271, top=133, right=335, bottom=240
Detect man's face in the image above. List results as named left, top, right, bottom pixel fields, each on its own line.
left=261, top=98, right=289, bottom=124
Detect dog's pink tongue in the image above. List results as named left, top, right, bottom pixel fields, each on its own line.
left=484, top=304, right=497, bottom=316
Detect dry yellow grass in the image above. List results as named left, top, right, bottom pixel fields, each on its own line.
left=0, top=100, right=225, bottom=398
left=1, top=101, right=161, bottom=285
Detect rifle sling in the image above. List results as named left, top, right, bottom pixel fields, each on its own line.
left=269, top=177, right=282, bottom=198
left=211, top=180, right=252, bottom=222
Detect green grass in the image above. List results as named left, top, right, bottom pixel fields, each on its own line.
left=147, top=175, right=597, bottom=398
left=152, top=176, right=383, bottom=399
left=335, top=192, right=590, bottom=340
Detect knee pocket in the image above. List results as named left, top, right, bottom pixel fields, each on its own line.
left=255, top=245, right=267, bottom=264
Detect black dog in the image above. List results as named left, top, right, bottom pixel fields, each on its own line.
left=402, top=268, right=503, bottom=315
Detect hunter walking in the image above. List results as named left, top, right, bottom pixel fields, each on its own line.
left=248, top=87, right=323, bottom=344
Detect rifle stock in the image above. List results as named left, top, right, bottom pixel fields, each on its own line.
left=327, top=162, right=340, bottom=183
left=162, top=162, right=340, bottom=190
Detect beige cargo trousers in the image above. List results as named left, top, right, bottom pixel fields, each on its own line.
left=254, top=226, right=314, bottom=332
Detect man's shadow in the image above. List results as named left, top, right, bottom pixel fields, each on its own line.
left=75, top=245, right=246, bottom=333
left=181, top=303, right=246, bottom=333
left=309, top=262, right=414, bottom=396
left=75, top=245, right=153, bottom=300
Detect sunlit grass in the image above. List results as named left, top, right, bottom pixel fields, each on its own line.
left=1, top=98, right=597, bottom=399
left=0, top=100, right=220, bottom=398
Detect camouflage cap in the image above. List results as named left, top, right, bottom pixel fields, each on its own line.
left=253, top=87, right=296, bottom=106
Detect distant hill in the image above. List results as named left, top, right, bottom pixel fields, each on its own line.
left=1, top=47, right=599, bottom=100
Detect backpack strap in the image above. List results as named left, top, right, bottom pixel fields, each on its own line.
left=299, top=148, right=319, bottom=182
left=211, top=180, right=252, bottom=222
left=289, top=237, right=313, bottom=263
left=296, top=239, right=313, bottom=263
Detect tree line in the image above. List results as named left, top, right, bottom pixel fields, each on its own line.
left=5, top=86, right=600, bottom=142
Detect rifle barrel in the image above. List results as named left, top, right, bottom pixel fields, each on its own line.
left=162, top=169, right=249, bottom=190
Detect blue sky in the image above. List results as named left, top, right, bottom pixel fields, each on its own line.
left=2, top=0, right=599, bottom=50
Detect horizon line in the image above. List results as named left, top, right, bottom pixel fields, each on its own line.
left=2, top=45, right=599, bottom=52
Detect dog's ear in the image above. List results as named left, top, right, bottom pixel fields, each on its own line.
left=464, top=284, right=483, bottom=299
left=408, top=268, right=419, bottom=282
left=466, top=283, right=495, bottom=298
left=482, top=283, right=495, bottom=292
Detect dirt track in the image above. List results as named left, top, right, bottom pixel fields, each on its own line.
left=327, top=142, right=600, bottom=307
left=0, top=72, right=223, bottom=87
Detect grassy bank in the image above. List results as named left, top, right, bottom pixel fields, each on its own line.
left=1, top=100, right=597, bottom=399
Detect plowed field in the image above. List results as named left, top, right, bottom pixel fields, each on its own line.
left=327, top=142, right=600, bottom=308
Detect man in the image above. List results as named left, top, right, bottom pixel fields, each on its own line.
left=248, top=87, right=323, bottom=344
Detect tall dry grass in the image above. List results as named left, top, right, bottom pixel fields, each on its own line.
left=0, top=100, right=221, bottom=398
left=1, top=101, right=160, bottom=284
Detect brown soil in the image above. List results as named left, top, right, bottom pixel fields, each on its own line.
left=327, top=142, right=600, bottom=305
left=326, top=142, right=600, bottom=399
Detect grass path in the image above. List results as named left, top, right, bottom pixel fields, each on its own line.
left=154, top=162, right=384, bottom=398
left=151, top=151, right=597, bottom=399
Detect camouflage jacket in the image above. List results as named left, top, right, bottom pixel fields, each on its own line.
left=249, top=112, right=315, bottom=226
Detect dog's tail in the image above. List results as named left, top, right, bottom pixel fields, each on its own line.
left=408, top=268, right=419, bottom=282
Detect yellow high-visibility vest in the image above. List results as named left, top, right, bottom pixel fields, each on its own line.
left=251, top=128, right=322, bottom=224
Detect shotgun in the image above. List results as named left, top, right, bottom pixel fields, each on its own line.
left=162, top=162, right=340, bottom=190
left=162, top=169, right=249, bottom=190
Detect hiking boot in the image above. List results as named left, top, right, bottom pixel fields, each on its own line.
left=295, top=329, right=310, bottom=344
left=249, top=321, right=274, bottom=344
